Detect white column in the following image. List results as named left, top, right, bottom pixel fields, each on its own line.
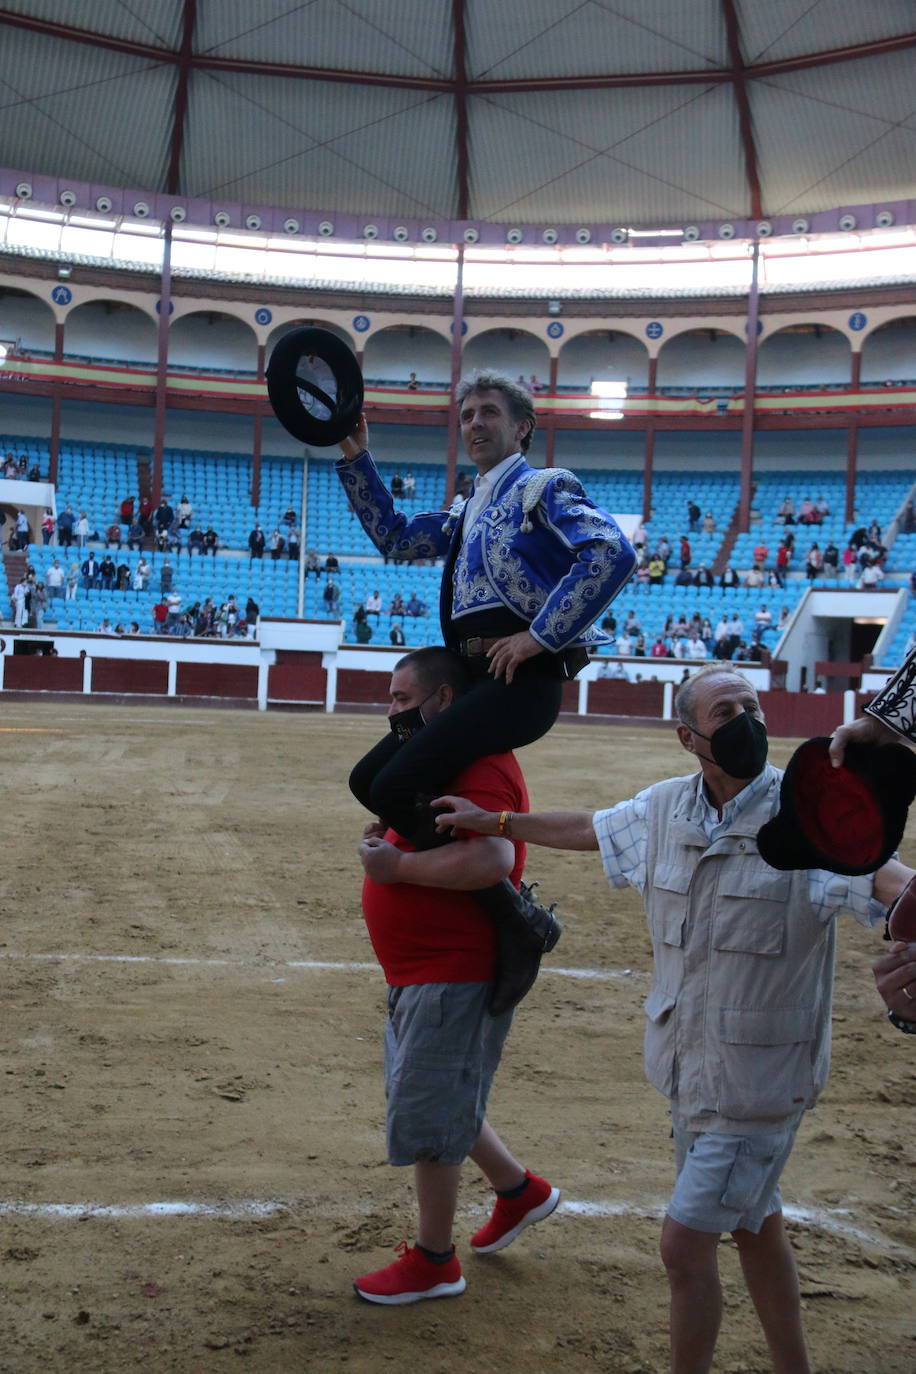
left=663, top=680, right=674, bottom=720
left=82, top=655, right=92, bottom=694
left=577, top=674, right=589, bottom=716
left=167, top=660, right=178, bottom=697
left=843, top=688, right=857, bottom=724
left=257, top=661, right=269, bottom=711
left=325, top=655, right=338, bottom=713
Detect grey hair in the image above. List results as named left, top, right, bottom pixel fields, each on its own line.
left=454, top=370, right=537, bottom=453
left=674, top=664, right=758, bottom=728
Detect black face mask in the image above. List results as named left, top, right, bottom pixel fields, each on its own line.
left=388, top=705, right=426, bottom=743
left=692, top=710, right=769, bottom=780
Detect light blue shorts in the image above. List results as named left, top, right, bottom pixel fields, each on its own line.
left=383, top=982, right=512, bottom=1167
left=668, top=1114, right=802, bottom=1235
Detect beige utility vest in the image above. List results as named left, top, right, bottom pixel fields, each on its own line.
left=643, top=767, right=835, bottom=1134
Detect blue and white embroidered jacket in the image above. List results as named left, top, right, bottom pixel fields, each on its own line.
left=336, top=450, right=636, bottom=653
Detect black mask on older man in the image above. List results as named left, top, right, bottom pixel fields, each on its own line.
left=691, top=710, right=769, bottom=780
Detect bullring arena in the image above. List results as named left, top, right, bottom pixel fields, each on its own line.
left=2, top=3, right=916, bottom=1370
left=2, top=701, right=913, bottom=1374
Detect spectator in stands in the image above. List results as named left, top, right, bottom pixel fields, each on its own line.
left=324, top=552, right=340, bottom=574
left=731, top=638, right=750, bottom=660
left=390, top=622, right=406, bottom=646
left=719, top=564, right=739, bottom=589
left=713, top=616, right=730, bottom=658
left=686, top=499, right=701, bottom=532
left=65, top=561, right=79, bottom=600
left=777, top=495, right=795, bottom=524
left=622, top=609, right=641, bottom=638
left=194, top=598, right=216, bottom=636
left=859, top=561, right=884, bottom=589
left=822, top=540, right=839, bottom=576
left=98, top=555, right=115, bottom=591
left=16, top=455, right=26, bottom=476
left=305, top=547, right=321, bottom=579
left=701, top=511, right=716, bottom=533
left=160, top=559, right=174, bottom=594
left=389, top=591, right=406, bottom=617
left=656, top=535, right=671, bottom=562
left=154, top=497, right=175, bottom=534
left=798, top=496, right=815, bottom=524
left=105, top=518, right=121, bottom=549
left=647, top=553, right=666, bottom=586
left=204, top=525, right=219, bottom=556
left=699, top=616, right=714, bottom=649
left=867, top=518, right=883, bottom=543
left=403, top=471, right=416, bottom=497
left=27, top=461, right=40, bottom=482
left=177, top=495, right=193, bottom=527
left=615, top=630, right=634, bottom=657
left=11, top=577, right=27, bottom=627
left=268, top=527, right=285, bottom=560
left=14, top=509, right=29, bottom=550
left=650, top=635, right=669, bottom=658
left=80, top=551, right=101, bottom=591
left=119, top=494, right=135, bottom=523
left=406, top=372, right=419, bottom=391
left=154, top=525, right=171, bottom=554
left=139, top=494, right=153, bottom=534
left=455, top=470, right=473, bottom=500
left=842, top=543, right=857, bottom=582
left=185, top=524, right=202, bottom=555
left=283, top=503, right=297, bottom=526
left=323, top=578, right=340, bottom=612
left=529, top=373, right=542, bottom=393
left=745, top=566, right=765, bottom=588
left=406, top=591, right=426, bottom=617
left=248, top=523, right=266, bottom=558
left=152, top=598, right=168, bottom=632
left=98, top=617, right=114, bottom=635
left=391, top=472, right=405, bottom=498
left=41, top=509, right=55, bottom=545
left=633, top=634, right=647, bottom=657
left=133, top=556, right=151, bottom=591
left=631, top=520, right=647, bottom=551
left=127, top=517, right=144, bottom=550
left=245, top=597, right=259, bottom=636
left=45, top=558, right=64, bottom=600
left=598, top=657, right=627, bottom=679
left=365, top=590, right=382, bottom=621
left=805, top=543, right=823, bottom=580
left=901, top=500, right=916, bottom=534
left=355, top=617, right=373, bottom=645
left=754, top=605, right=772, bottom=629
left=693, top=564, right=713, bottom=588
left=752, top=539, right=768, bottom=568
left=287, top=524, right=301, bottom=562
left=128, top=621, right=140, bottom=635
left=57, top=504, right=74, bottom=548
left=116, top=561, right=130, bottom=591
left=815, top=495, right=829, bottom=518
left=678, top=535, right=691, bottom=569
left=675, top=566, right=694, bottom=587
left=633, top=557, right=650, bottom=586
left=164, top=589, right=181, bottom=632
left=675, top=631, right=707, bottom=661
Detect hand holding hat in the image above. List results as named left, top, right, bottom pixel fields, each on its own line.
left=757, top=736, right=916, bottom=876
left=266, top=327, right=364, bottom=447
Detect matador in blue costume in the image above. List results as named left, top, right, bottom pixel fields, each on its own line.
left=337, top=370, right=637, bottom=1011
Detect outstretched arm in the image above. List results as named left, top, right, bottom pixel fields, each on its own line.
left=829, top=714, right=903, bottom=767
left=433, top=795, right=599, bottom=851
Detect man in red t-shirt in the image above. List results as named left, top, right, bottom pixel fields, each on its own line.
left=352, top=648, right=560, bottom=1306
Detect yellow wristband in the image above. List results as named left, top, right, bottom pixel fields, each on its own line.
left=497, top=810, right=513, bottom=837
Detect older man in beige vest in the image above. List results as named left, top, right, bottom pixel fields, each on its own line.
left=433, top=664, right=913, bottom=1374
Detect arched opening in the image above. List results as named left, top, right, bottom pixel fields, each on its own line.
left=557, top=329, right=649, bottom=393
left=0, top=286, right=55, bottom=357
left=757, top=323, right=851, bottom=390
left=266, top=319, right=354, bottom=355
left=169, top=310, right=257, bottom=374
left=362, top=324, right=450, bottom=389
left=461, top=327, right=550, bottom=391
left=656, top=328, right=745, bottom=393
left=861, top=317, right=916, bottom=385
left=63, top=298, right=158, bottom=366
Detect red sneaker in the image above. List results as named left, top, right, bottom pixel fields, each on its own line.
left=470, top=1172, right=560, bottom=1254
left=353, top=1241, right=466, bottom=1305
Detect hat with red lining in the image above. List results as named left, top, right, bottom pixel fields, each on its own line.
left=757, top=736, right=916, bottom=876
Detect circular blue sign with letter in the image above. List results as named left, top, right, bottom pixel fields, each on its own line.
left=51, top=285, right=72, bottom=306
left=546, top=321, right=564, bottom=339
left=645, top=320, right=663, bottom=340
left=353, top=314, right=370, bottom=332
left=848, top=312, right=867, bottom=332
left=155, top=299, right=175, bottom=315
left=745, top=319, right=764, bottom=335
left=449, top=320, right=468, bottom=336
left=255, top=307, right=272, bottom=326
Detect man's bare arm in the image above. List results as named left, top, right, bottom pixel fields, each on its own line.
left=358, top=833, right=514, bottom=888
left=433, top=795, right=599, bottom=851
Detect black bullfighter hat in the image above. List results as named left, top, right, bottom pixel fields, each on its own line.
left=266, top=326, right=364, bottom=446
left=757, top=736, right=916, bottom=875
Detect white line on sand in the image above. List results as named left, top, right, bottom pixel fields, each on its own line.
left=0, top=1197, right=908, bottom=1255
left=0, top=951, right=644, bottom=981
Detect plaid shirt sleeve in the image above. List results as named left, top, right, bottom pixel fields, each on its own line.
left=807, top=869, right=885, bottom=929
left=592, top=789, right=653, bottom=894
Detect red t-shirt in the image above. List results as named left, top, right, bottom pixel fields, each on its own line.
left=361, top=752, right=528, bottom=986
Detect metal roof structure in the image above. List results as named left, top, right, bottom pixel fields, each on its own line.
left=0, top=1, right=914, bottom=242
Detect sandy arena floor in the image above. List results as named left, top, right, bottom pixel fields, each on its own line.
left=1, top=701, right=913, bottom=1373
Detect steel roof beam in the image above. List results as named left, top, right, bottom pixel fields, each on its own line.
left=721, top=0, right=762, bottom=221
left=452, top=0, right=470, bottom=220
left=166, top=0, right=197, bottom=196
left=1, top=9, right=913, bottom=95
